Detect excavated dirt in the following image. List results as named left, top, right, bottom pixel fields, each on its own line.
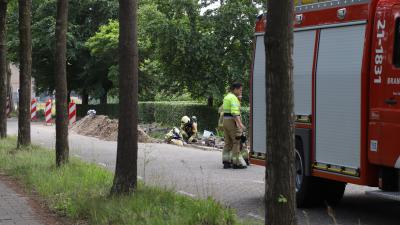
left=72, top=115, right=153, bottom=143
left=72, top=115, right=232, bottom=150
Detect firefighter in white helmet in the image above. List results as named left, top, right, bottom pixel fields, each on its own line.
left=180, top=115, right=198, bottom=143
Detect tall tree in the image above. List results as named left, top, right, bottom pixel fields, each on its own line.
left=111, top=0, right=138, bottom=195
left=7, top=63, right=11, bottom=109
left=54, top=0, right=69, bottom=166
left=264, top=0, right=297, bottom=224
left=0, top=0, right=7, bottom=138
left=17, top=0, right=32, bottom=147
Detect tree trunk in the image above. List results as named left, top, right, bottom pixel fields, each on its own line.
left=111, top=0, right=138, bottom=195
left=82, top=90, right=89, bottom=106
left=7, top=62, right=12, bottom=113
left=264, top=0, right=297, bottom=225
left=207, top=96, right=213, bottom=107
left=54, top=0, right=69, bottom=166
left=0, top=0, right=7, bottom=139
left=100, top=91, right=107, bottom=105
left=17, top=0, right=32, bottom=147
left=67, top=89, right=71, bottom=104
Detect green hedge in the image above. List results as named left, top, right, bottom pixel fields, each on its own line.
left=152, top=102, right=218, bottom=131
left=241, top=107, right=249, bottom=129
left=76, top=102, right=250, bottom=132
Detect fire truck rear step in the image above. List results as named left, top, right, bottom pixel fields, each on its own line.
left=366, top=191, right=400, bottom=201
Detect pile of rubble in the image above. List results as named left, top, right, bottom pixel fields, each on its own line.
left=72, top=115, right=153, bottom=143
left=71, top=115, right=231, bottom=151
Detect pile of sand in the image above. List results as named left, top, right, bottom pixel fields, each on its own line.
left=72, top=115, right=153, bottom=143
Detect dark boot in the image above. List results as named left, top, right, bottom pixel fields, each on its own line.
left=233, top=164, right=247, bottom=169
left=223, top=162, right=232, bottom=169
left=245, top=159, right=250, bottom=166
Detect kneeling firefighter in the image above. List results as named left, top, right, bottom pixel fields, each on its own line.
left=180, top=116, right=198, bottom=143
left=164, top=127, right=184, bottom=146
left=222, top=82, right=247, bottom=169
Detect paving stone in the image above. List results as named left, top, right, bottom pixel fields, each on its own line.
left=0, top=181, right=44, bottom=225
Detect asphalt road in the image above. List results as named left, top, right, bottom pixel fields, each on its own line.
left=6, top=119, right=400, bottom=225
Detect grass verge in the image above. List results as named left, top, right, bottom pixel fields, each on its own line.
left=0, top=137, right=252, bottom=225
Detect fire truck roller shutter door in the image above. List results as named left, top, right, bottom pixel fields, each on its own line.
left=252, top=31, right=315, bottom=154
left=252, top=35, right=267, bottom=154
left=315, top=24, right=366, bottom=169
left=293, top=30, right=315, bottom=116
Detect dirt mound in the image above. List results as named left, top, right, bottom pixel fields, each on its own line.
left=72, top=115, right=152, bottom=143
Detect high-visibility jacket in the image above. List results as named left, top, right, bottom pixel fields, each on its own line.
left=223, top=93, right=240, bottom=116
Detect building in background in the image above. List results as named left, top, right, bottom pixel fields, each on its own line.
left=9, top=63, right=36, bottom=108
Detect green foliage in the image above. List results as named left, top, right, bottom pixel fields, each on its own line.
left=138, top=102, right=156, bottom=124
left=154, top=92, right=194, bottom=102
left=36, top=109, right=45, bottom=120
left=86, top=20, right=118, bottom=57
left=6, top=0, right=119, bottom=96
left=7, top=0, right=258, bottom=105
left=241, top=107, right=250, bottom=129
left=278, top=194, right=288, bottom=204
left=84, top=0, right=258, bottom=104
left=0, top=137, right=247, bottom=225
left=152, top=102, right=218, bottom=131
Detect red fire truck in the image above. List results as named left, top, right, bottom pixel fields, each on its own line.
left=250, top=0, right=400, bottom=207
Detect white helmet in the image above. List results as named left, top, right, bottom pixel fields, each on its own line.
left=173, top=127, right=180, bottom=135
left=181, top=116, right=191, bottom=125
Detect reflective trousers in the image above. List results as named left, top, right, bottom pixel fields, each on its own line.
left=222, top=118, right=243, bottom=166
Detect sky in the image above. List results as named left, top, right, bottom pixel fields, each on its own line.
left=200, top=1, right=220, bottom=15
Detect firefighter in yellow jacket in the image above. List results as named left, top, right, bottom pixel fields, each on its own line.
left=222, top=83, right=247, bottom=169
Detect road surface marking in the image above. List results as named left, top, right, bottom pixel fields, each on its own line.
left=177, top=190, right=196, bottom=198
left=247, top=213, right=264, bottom=221
left=98, top=162, right=107, bottom=167
left=252, top=180, right=264, bottom=184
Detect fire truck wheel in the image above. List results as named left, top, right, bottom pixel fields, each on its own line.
left=295, top=149, right=322, bottom=207
left=320, top=179, right=346, bottom=206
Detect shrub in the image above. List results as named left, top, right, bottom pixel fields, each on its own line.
left=138, top=102, right=155, bottom=123
left=152, top=102, right=218, bottom=131
left=241, top=107, right=250, bottom=129
left=36, top=109, right=45, bottom=120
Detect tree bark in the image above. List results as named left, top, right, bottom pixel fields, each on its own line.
left=82, top=90, right=89, bottom=106
left=207, top=96, right=213, bottom=107
left=67, top=89, right=71, bottom=104
left=7, top=62, right=12, bottom=113
left=264, top=0, right=297, bottom=225
left=111, top=0, right=138, bottom=195
left=54, top=0, right=69, bottom=166
left=17, top=0, right=32, bottom=147
left=0, top=0, right=7, bottom=138
left=100, top=91, right=107, bottom=105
